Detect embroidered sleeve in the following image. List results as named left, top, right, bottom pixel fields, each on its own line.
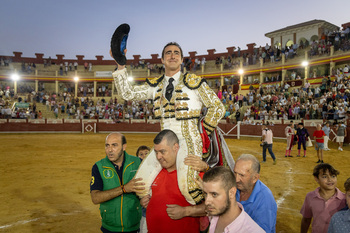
left=112, top=68, right=153, bottom=100
left=197, top=81, right=225, bottom=134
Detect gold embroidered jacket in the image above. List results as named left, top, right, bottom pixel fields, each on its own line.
left=113, top=68, right=224, bottom=134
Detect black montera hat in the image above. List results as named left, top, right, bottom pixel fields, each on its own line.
left=110, top=23, right=130, bottom=65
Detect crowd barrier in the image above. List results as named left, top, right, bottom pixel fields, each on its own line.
left=1, top=118, right=348, bottom=143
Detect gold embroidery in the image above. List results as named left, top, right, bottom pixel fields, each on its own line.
left=175, top=92, right=189, bottom=100
left=183, top=120, right=204, bottom=204
left=175, top=110, right=201, bottom=119
left=184, top=74, right=202, bottom=89
left=197, top=82, right=225, bottom=131
left=175, top=102, right=188, bottom=109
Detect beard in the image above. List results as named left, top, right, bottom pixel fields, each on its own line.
left=108, top=147, right=124, bottom=164
left=216, top=195, right=231, bottom=216
left=207, top=193, right=231, bottom=216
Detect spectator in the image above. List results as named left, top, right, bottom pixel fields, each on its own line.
left=336, top=121, right=347, bottom=151
left=135, top=145, right=151, bottom=233
left=234, top=154, right=277, bottom=232
left=203, top=166, right=264, bottom=233
left=90, top=132, right=144, bottom=233
left=261, top=124, right=277, bottom=165
left=300, top=163, right=346, bottom=233
left=322, top=122, right=331, bottom=151
left=140, top=130, right=206, bottom=233
left=313, top=124, right=326, bottom=163
left=328, top=177, right=350, bottom=233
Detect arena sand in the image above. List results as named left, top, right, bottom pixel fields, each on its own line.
left=0, top=133, right=349, bottom=233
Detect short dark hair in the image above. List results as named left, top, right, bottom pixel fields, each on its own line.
left=136, top=145, right=150, bottom=157
left=344, top=178, right=350, bottom=192
left=203, top=166, right=236, bottom=191
left=153, top=129, right=179, bottom=146
left=161, top=42, right=183, bottom=59
left=121, top=134, right=127, bottom=145
left=107, top=132, right=127, bottom=145
left=313, top=163, right=339, bottom=178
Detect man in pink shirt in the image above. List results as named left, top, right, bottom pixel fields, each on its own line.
left=203, top=166, right=264, bottom=233
left=300, top=163, right=346, bottom=233
left=261, top=124, right=277, bottom=164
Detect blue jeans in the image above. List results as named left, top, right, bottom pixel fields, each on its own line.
left=263, top=143, right=276, bottom=161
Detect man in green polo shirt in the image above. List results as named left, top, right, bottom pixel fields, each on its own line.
left=90, top=132, right=145, bottom=233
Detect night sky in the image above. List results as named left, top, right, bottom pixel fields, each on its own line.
left=1, top=0, right=349, bottom=60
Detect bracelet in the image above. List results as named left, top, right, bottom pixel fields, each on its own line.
left=121, top=185, right=127, bottom=194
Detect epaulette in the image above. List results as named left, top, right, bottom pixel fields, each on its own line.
left=183, top=73, right=207, bottom=90
left=146, top=74, right=164, bottom=87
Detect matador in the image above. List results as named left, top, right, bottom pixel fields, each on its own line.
left=112, top=42, right=225, bottom=204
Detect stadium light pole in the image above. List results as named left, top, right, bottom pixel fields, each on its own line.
left=74, top=76, right=79, bottom=98
left=302, top=60, right=309, bottom=83
left=238, top=69, right=244, bottom=90
left=11, top=73, right=20, bottom=95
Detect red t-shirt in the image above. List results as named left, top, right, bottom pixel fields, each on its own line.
left=146, top=169, right=200, bottom=233
left=313, top=130, right=326, bottom=143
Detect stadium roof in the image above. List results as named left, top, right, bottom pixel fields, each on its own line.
left=265, top=19, right=340, bottom=37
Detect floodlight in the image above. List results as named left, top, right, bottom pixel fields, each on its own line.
left=238, top=69, right=244, bottom=75
left=74, top=76, right=79, bottom=82
left=302, top=61, right=309, bottom=67
left=11, top=74, right=20, bottom=81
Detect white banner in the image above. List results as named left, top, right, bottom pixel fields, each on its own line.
left=64, top=119, right=80, bottom=123
left=99, top=119, right=114, bottom=124
left=9, top=119, right=27, bottom=123
left=95, top=71, right=113, bottom=77
left=29, top=119, right=46, bottom=124
left=47, top=119, right=63, bottom=124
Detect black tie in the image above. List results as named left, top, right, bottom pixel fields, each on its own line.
left=165, top=78, right=174, bottom=101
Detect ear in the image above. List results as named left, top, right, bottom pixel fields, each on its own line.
left=314, top=176, right=320, bottom=184
left=122, top=143, right=127, bottom=151
left=229, top=186, right=237, bottom=200
left=161, top=57, right=165, bottom=65
left=252, top=173, right=260, bottom=184
left=173, top=143, right=180, bottom=153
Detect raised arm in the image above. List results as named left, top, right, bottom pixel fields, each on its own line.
left=112, top=68, right=153, bottom=101
left=110, top=49, right=153, bottom=101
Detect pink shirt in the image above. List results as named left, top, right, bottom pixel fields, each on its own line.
left=262, top=129, right=273, bottom=144
left=209, top=203, right=265, bottom=233
left=300, top=187, right=346, bottom=233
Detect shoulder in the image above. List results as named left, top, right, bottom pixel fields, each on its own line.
left=255, top=181, right=275, bottom=202
left=92, top=163, right=99, bottom=173
left=146, top=75, right=164, bottom=87
left=183, top=73, right=206, bottom=90
left=305, top=188, right=319, bottom=200
left=125, top=152, right=142, bottom=165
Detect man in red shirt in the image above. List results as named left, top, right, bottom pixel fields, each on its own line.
left=140, top=129, right=206, bottom=233
left=313, top=124, right=326, bottom=163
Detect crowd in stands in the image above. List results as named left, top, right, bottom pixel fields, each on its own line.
left=0, top=57, right=12, bottom=66
left=219, top=68, right=350, bottom=125
left=1, top=65, right=350, bottom=124
left=210, top=27, right=350, bottom=72
left=1, top=27, right=349, bottom=81
left=0, top=85, right=155, bottom=121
